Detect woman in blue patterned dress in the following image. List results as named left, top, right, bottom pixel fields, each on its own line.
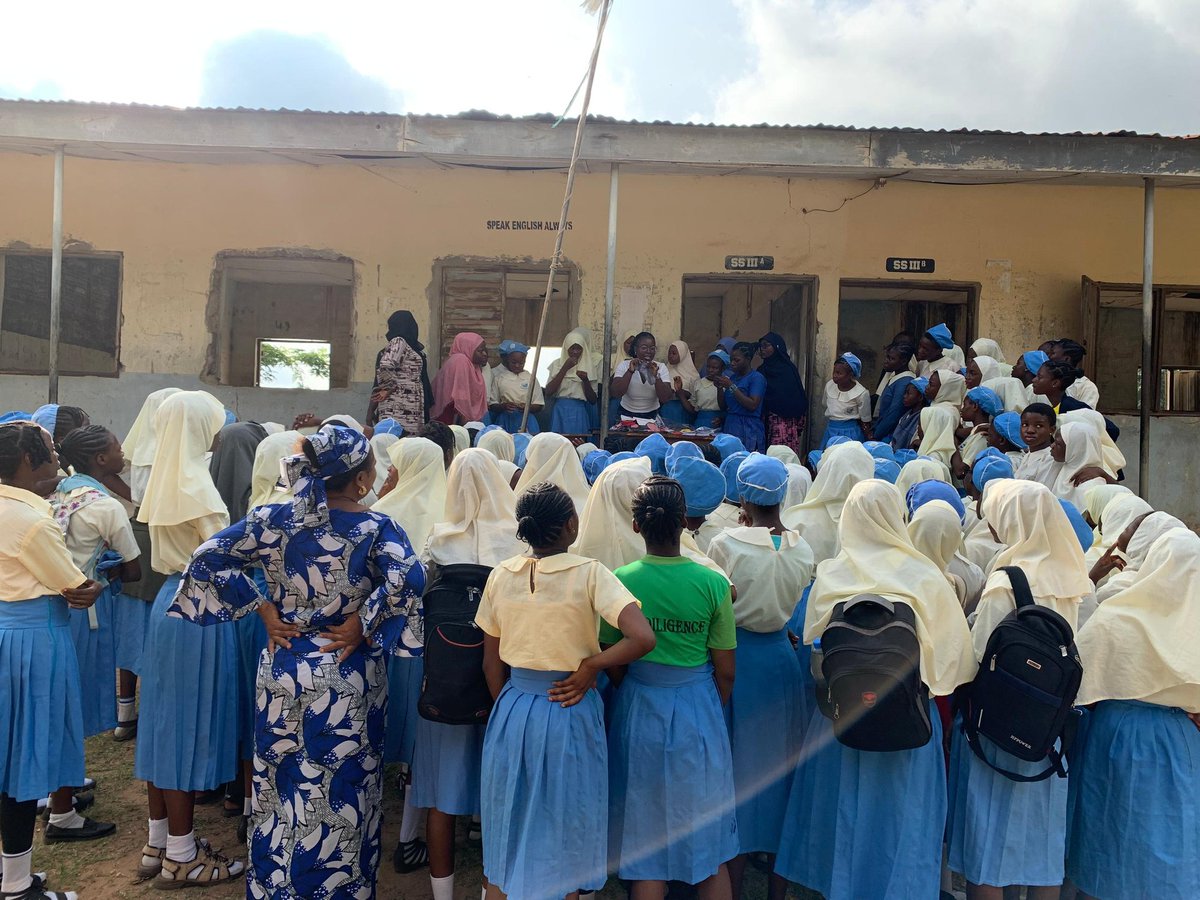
left=167, top=425, right=426, bottom=899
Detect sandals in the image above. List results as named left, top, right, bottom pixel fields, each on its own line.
left=154, top=839, right=244, bottom=891
left=392, top=838, right=429, bottom=874
left=138, top=845, right=166, bottom=880
left=0, top=873, right=76, bottom=900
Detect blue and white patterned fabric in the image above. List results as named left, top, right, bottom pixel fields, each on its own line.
left=168, top=424, right=426, bottom=900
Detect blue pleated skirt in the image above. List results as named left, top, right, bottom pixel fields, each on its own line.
left=67, top=585, right=118, bottom=737
left=947, top=714, right=1067, bottom=887
left=775, top=701, right=946, bottom=899
left=723, top=414, right=766, bottom=453
left=821, top=418, right=864, bottom=448
left=659, top=399, right=691, bottom=428
left=235, top=615, right=268, bottom=760
left=550, top=397, right=598, bottom=435
left=1068, top=700, right=1200, bottom=899
left=492, top=409, right=540, bottom=435
left=726, top=628, right=804, bottom=855
left=410, top=715, right=484, bottom=815
left=482, top=668, right=609, bottom=898
left=134, top=574, right=240, bottom=792
left=384, top=655, right=424, bottom=766
left=693, top=410, right=720, bottom=430
left=0, top=597, right=86, bottom=801
left=112, top=591, right=151, bottom=674
left=787, top=587, right=818, bottom=742
left=608, top=661, right=738, bottom=883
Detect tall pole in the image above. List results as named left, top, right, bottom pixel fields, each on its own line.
left=1138, top=177, right=1155, bottom=499
left=599, top=163, right=620, bottom=445
left=48, top=145, right=64, bottom=403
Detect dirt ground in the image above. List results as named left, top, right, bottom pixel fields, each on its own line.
left=32, top=733, right=796, bottom=899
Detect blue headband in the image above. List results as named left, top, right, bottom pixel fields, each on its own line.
left=665, top=440, right=703, bottom=478
left=0, top=411, right=35, bottom=425
left=736, top=453, right=789, bottom=506
left=838, top=353, right=862, bottom=378
left=966, top=386, right=1003, bottom=418
left=582, top=450, right=612, bottom=485
left=374, top=418, right=405, bottom=438
left=906, top=478, right=966, bottom=522
left=675, top=457, right=727, bottom=517
left=807, top=449, right=824, bottom=471
left=925, top=323, right=954, bottom=350
left=512, top=433, right=532, bottom=467
left=909, top=377, right=929, bottom=396
left=719, top=451, right=750, bottom=503
left=991, top=411, right=1027, bottom=450
left=223, top=408, right=237, bottom=426
left=894, top=448, right=918, bottom=466
left=610, top=451, right=636, bottom=464
left=863, top=441, right=896, bottom=463
left=30, top=404, right=58, bottom=432
left=708, top=349, right=731, bottom=367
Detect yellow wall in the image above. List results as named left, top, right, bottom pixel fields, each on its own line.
left=2, top=149, right=1199, bottom=388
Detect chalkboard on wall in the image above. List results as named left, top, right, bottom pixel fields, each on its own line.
left=1, top=254, right=121, bottom=354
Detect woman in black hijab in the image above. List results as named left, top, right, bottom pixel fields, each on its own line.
left=369, top=311, right=432, bottom=431
left=757, top=332, right=809, bottom=454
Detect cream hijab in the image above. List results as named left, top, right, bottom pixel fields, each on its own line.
left=895, top=457, right=951, bottom=503
left=917, top=406, right=958, bottom=468
left=370, top=433, right=400, bottom=493
left=767, top=445, right=802, bottom=466
left=138, top=391, right=228, bottom=527
left=1095, top=511, right=1188, bottom=604
left=478, top=428, right=516, bottom=463
left=805, top=480, right=974, bottom=695
left=784, top=463, right=812, bottom=508
left=782, top=441, right=875, bottom=565
left=548, top=327, right=602, bottom=386
left=450, top=425, right=471, bottom=457
left=1085, top=491, right=1154, bottom=572
left=572, top=457, right=651, bottom=571
left=932, top=371, right=967, bottom=408
left=971, top=355, right=1002, bottom=385
left=513, top=432, right=591, bottom=513
left=982, top=376, right=1029, bottom=414
left=124, top=387, right=183, bottom=467
left=1077, top=529, right=1200, bottom=712
left=1058, top=408, right=1125, bottom=477
left=372, top=437, right=448, bottom=554
left=249, top=430, right=303, bottom=510
left=1052, top=421, right=1106, bottom=511
left=666, top=340, right=701, bottom=386
left=971, top=338, right=1007, bottom=365
left=426, top=448, right=523, bottom=568
left=909, top=499, right=964, bottom=574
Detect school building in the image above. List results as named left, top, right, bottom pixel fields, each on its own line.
left=1, top=100, right=1199, bottom=518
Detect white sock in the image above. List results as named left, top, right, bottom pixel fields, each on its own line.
left=166, top=830, right=197, bottom=863
left=148, top=817, right=169, bottom=849
left=118, top=697, right=137, bottom=723
left=399, top=792, right=422, bottom=843
left=243, top=797, right=252, bottom=817
left=47, top=810, right=86, bottom=829
left=1, top=850, right=32, bottom=894
left=430, top=873, right=455, bottom=900
left=481, top=887, right=487, bottom=900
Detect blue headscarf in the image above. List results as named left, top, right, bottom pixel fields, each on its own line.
left=863, top=441, right=896, bottom=463
left=31, top=404, right=59, bottom=433
left=635, top=433, right=671, bottom=476
left=894, top=449, right=918, bottom=466
left=280, top=424, right=370, bottom=528
left=837, top=352, right=862, bottom=378
left=874, top=458, right=902, bottom=484
left=711, top=433, right=746, bottom=461
left=374, top=418, right=405, bottom=438
left=991, top=411, right=1027, bottom=450
left=499, top=340, right=530, bottom=356
left=1021, top=350, right=1049, bottom=375
left=674, top=457, right=726, bottom=517
left=925, top=323, right=954, bottom=350
left=665, top=440, right=703, bottom=477
left=474, top=423, right=503, bottom=446
left=906, top=479, right=966, bottom=522
left=1059, top=500, right=1094, bottom=552
left=737, top=453, right=789, bottom=506
left=0, top=411, right=34, bottom=425
left=513, top=433, right=532, bottom=468
left=966, top=386, right=1003, bottom=418
left=582, top=450, right=612, bottom=485
left=719, top=451, right=750, bottom=503
left=972, top=450, right=1014, bottom=493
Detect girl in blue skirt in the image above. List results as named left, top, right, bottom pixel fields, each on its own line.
left=0, top=421, right=103, bottom=899
left=820, top=353, right=873, bottom=446
left=606, top=476, right=738, bottom=897
left=477, top=482, right=656, bottom=899
left=713, top=344, right=767, bottom=452
left=707, top=454, right=815, bottom=900
left=683, top=352, right=727, bottom=431
left=546, top=329, right=601, bottom=435
left=1069, top=527, right=1200, bottom=899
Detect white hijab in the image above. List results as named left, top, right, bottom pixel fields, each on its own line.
left=426, top=448, right=523, bottom=568
left=123, top=386, right=183, bottom=504
left=1058, top=408, right=1125, bottom=477
left=767, top=444, right=802, bottom=467
left=970, top=338, right=1007, bottom=365
left=666, top=340, right=702, bottom=386
left=372, top=437, right=448, bottom=554
left=478, top=428, right=516, bottom=463
left=932, top=370, right=967, bottom=408
left=917, top=405, right=958, bottom=469
left=971, top=355, right=1002, bottom=385
left=572, top=458, right=652, bottom=572
left=513, top=432, right=591, bottom=513
left=1014, top=445, right=1059, bottom=490
left=782, top=441, right=875, bottom=565
left=895, top=457, right=951, bottom=503
left=370, top=433, right=400, bottom=494
left=450, top=425, right=471, bottom=457
left=575, top=442, right=599, bottom=463
left=249, top=430, right=303, bottom=510
left=1052, top=421, right=1106, bottom=511
left=1077, top=529, right=1200, bottom=712
left=1095, top=511, right=1188, bottom=604
left=784, top=463, right=812, bottom=508
left=909, top=499, right=965, bottom=575
left=137, top=391, right=228, bottom=527
left=982, top=376, right=1029, bottom=414
left=805, top=480, right=974, bottom=695
left=1085, top=490, right=1154, bottom=573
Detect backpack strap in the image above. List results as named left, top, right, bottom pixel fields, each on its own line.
left=1000, top=565, right=1036, bottom=610
left=960, top=706, right=1069, bottom=782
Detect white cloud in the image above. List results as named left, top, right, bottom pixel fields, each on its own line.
left=715, top=0, right=1200, bottom=134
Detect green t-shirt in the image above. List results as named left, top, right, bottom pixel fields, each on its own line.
left=606, top=555, right=737, bottom=667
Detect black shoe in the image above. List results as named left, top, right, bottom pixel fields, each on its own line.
left=39, top=792, right=94, bottom=821
left=392, top=838, right=429, bottom=874
left=73, top=778, right=96, bottom=796
left=113, top=719, right=138, bottom=742
left=44, top=816, right=117, bottom=843
left=0, top=873, right=75, bottom=900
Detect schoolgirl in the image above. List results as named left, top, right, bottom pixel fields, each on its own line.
left=513, top=432, right=591, bottom=513
left=477, top=483, right=655, bottom=898
left=981, top=376, right=1030, bottom=414
left=965, top=354, right=1002, bottom=389
left=871, top=343, right=916, bottom=442
left=707, top=452, right=749, bottom=533
left=1010, top=349, right=1049, bottom=403
left=986, top=411, right=1027, bottom=469
left=926, top=369, right=967, bottom=408
left=781, top=441, right=874, bottom=565
left=489, top=341, right=545, bottom=434
left=819, top=353, right=872, bottom=446
left=1013, top=402, right=1057, bottom=488
left=1090, top=510, right=1186, bottom=604
left=1050, top=421, right=1107, bottom=512
left=673, top=457, right=732, bottom=553
left=545, top=328, right=601, bottom=434
left=889, top=377, right=928, bottom=452
left=916, top=322, right=959, bottom=378
left=683, top=351, right=727, bottom=430
left=960, top=452, right=1013, bottom=574
left=1050, top=339, right=1100, bottom=408
left=661, top=340, right=700, bottom=425
left=1031, top=359, right=1091, bottom=415
left=708, top=455, right=814, bottom=899
left=952, top=386, right=1003, bottom=479
left=0, top=422, right=103, bottom=900
left=715, top=343, right=768, bottom=452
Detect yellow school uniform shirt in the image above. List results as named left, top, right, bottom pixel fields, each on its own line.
left=0, top=484, right=87, bottom=601
left=150, top=514, right=229, bottom=576
left=475, top=552, right=640, bottom=671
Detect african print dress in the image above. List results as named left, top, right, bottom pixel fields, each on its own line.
left=169, top=504, right=426, bottom=900
left=374, top=336, right=427, bottom=432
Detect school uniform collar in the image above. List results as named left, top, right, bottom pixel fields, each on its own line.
left=723, top=525, right=798, bottom=549
left=0, top=482, right=53, bottom=515
left=499, top=552, right=594, bottom=575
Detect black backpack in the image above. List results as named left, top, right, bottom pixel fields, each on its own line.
left=417, top=563, right=494, bottom=726
left=959, top=566, right=1083, bottom=781
left=816, top=593, right=932, bottom=752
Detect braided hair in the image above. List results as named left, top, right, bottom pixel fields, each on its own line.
left=0, top=422, right=55, bottom=482
left=631, top=475, right=686, bottom=545
left=53, top=406, right=89, bottom=444
left=415, top=421, right=456, bottom=466
left=59, top=424, right=114, bottom=476
left=1040, top=359, right=1081, bottom=389
left=1055, top=338, right=1087, bottom=368
left=515, top=482, right=576, bottom=548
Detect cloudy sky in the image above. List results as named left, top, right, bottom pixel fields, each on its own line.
left=2, top=0, right=1198, bottom=134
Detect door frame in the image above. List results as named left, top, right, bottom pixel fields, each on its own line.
left=837, top=277, right=981, bottom=350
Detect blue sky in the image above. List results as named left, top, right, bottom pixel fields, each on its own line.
left=2, top=0, right=1197, bottom=134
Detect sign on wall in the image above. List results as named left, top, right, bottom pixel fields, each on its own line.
left=885, top=257, right=936, bottom=273
left=725, top=255, right=774, bottom=271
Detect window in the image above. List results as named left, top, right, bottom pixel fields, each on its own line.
left=0, top=251, right=122, bottom=376
left=210, top=255, right=353, bottom=389
left=1083, top=277, right=1200, bottom=414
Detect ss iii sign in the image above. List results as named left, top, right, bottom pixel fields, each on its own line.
left=725, top=255, right=774, bottom=271
left=886, top=257, right=935, bottom=273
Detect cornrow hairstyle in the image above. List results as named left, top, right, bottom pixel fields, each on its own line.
left=301, top=436, right=373, bottom=493
left=0, top=422, right=55, bottom=481
left=891, top=341, right=917, bottom=362
left=1040, top=359, right=1081, bottom=389
left=59, top=424, right=114, bottom=475
left=53, top=406, right=90, bottom=444
left=1056, top=338, right=1087, bottom=367
left=414, top=421, right=456, bottom=464
left=699, top=442, right=722, bottom=466
left=1023, top=401, right=1057, bottom=429
left=514, top=482, right=576, bottom=549
left=732, top=341, right=756, bottom=360
left=631, top=475, right=687, bottom=545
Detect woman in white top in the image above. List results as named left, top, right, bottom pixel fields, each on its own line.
left=611, top=332, right=672, bottom=420
left=820, top=353, right=872, bottom=446
left=1089, top=509, right=1186, bottom=604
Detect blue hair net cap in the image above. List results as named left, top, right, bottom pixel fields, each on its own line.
left=1058, top=500, right=1094, bottom=552
left=0, top=411, right=35, bottom=425
left=374, top=418, right=405, bottom=438
left=1022, top=350, right=1049, bottom=374
left=825, top=435, right=852, bottom=448
left=863, top=441, right=896, bottom=463
left=498, top=340, right=530, bottom=356
left=610, top=451, right=636, bottom=464
left=719, top=451, right=750, bottom=503
left=711, top=433, right=747, bottom=461
left=837, top=352, right=862, bottom=378
left=223, top=408, right=237, bottom=426
left=874, top=459, right=902, bottom=484
left=665, top=440, right=703, bottom=478
left=966, top=386, right=1004, bottom=418
left=807, top=449, right=824, bottom=471
left=906, top=479, right=966, bottom=522
left=972, top=450, right=1014, bottom=492
left=635, top=433, right=671, bottom=475
left=909, top=377, right=930, bottom=396
left=925, top=322, right=955, bottom=350
left=30, top=404, right=59, bottom=432
left=894, top=449, right=918, bottom=466
left=512, top=433, right=532, bottom=467
left=736, top=453, right=789, bottom=506
left=675, top=457, right=727, bottom=517
left=474, top=424, right=503, bottom=445
left=991, top=412, right=1027, bottom=450
left=582, top=450, right=612, bottom=485
left=708, top=349, right=731, bottom=367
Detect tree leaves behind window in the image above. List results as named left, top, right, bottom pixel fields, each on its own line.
left=260, top=343, right=330, bottom=385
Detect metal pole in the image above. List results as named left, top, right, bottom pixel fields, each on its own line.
left=599, top=163, right=620, bottom=445
left=48, top=145, right=64, bottom=403
left=1138, top=177, right=1155, bottom=499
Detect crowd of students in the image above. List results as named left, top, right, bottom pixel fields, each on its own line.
left=0, top=316, right=1196, bottom=900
